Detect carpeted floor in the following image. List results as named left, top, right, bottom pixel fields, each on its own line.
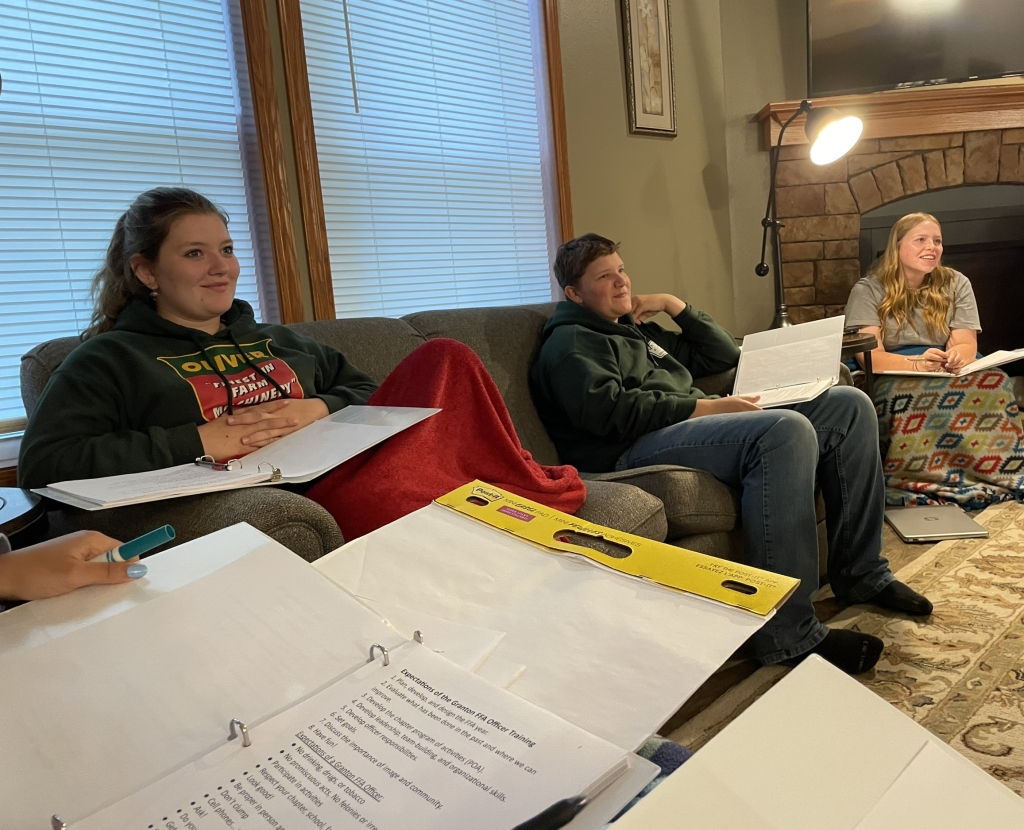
left=669, top=501, right=1024, bottom=795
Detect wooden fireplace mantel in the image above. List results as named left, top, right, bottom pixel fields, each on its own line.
left=756, top=79, right=1024, bottom=150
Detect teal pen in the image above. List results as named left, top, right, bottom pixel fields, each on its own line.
left=90, top=525, right=176, bottom=563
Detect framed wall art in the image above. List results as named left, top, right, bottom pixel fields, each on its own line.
left=621, top=0, right=676, bottom=136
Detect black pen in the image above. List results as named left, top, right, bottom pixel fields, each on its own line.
left=512, top=795, right=589, bottom=830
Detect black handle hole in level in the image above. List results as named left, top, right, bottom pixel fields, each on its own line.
left=555, top=530, right=633, bottom=559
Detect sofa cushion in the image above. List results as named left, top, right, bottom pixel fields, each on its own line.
left=44, top=487, right=345, bottom=563
left=403, top=303, right=561, bottom=465
left=691, top=368, right=736, bottom=397
left=574, top=478, right=667, bottom=542
left=583, top=466, right=740, bottom=538
left=20, top=336, right=81, bottom=419
left=289, top=317, right=426, bottom=385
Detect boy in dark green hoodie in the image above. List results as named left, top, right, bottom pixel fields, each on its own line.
left=530, top=234, right=933, bottom=674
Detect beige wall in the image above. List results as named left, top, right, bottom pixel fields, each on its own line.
left=270, top=0, right=807, bottom=332
left=558, top=0, right=805, bottom=334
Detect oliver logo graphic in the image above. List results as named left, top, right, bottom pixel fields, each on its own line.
left=158, top=339, right=303, bottom=421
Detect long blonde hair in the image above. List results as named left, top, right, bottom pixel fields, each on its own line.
left=868, top=212, right=955, bottom=344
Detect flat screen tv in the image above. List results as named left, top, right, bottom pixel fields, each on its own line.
left=809, top=0, right=1024, bottom=97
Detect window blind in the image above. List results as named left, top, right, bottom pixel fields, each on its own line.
left=299, top=0, right=556, bottom=318
left=0, top=0, right=263, bottom=429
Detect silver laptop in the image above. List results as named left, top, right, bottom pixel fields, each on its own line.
left=884, top=505, right=988, bottom=543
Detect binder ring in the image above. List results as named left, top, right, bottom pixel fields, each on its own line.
left=369, top=643, right=390, bottom=666
left=229, top=718, right=252, bottom=747
left=413, top=630, right=424, bottom=644
left=257, top=462, right=283, bottom=482
left=51, top=816, right=67, bottom=830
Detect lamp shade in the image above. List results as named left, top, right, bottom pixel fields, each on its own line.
left=805, top=106, right=863, bottom=165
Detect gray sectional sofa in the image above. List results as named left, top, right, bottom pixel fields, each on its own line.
left=21, top=302, right=795, bottom=564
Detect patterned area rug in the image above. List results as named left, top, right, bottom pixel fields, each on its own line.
left=669, top=501, right=1024, bottom=795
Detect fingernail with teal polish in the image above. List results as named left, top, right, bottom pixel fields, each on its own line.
left=127, top=564, right=148, bottom=579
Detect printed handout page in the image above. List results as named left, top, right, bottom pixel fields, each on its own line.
left=0, top=524, right=402, bottom=830
left=733, top=316, right=844, bottom=406
left=74, top=642, right=629, bottom=830
left=314, top=504, right=771, bottom=751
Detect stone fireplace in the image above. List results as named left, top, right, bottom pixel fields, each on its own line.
left=756, top=83, right=1024, bottom=331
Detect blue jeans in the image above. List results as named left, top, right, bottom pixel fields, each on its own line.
left=614, top=386, right=893, bottom=664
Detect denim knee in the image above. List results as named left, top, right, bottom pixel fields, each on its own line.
left=760, top=410, right=818, bottom=459
left=829, top=385, right=877, bottom=439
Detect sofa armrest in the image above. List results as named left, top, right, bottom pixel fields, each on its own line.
left=583, top=466, right=739, bottom=539
left=575, top=479, right=667, bottom=542
left=44, top=488, right=345, bottom=563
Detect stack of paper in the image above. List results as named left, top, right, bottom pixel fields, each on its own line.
left=609, top=656, right=1024, bottom=829
left=313, top=495, right=785, bottom=752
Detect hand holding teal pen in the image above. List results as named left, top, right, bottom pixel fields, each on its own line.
left=0, top=530, right=152, bottom=602
left=90, top=525, right=176, bottom=563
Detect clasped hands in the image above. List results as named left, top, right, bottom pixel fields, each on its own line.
left=910, top=347, right=966, bottom=374
left=197, top=397, right=330, bottom=460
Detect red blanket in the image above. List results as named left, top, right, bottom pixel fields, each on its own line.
left=306, top=338, right=586, bottom=540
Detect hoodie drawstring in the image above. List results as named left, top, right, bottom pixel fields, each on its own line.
left=192, top=335, right=237, bottom=416
left=226, top=330, right=291, bottom=402
left=191, top=330, right=294, bottom=418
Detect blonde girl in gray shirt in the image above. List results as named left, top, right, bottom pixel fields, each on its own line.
left=844, top=212, right=981, bottom=370
left=843, top=212, right=1023, bottom=509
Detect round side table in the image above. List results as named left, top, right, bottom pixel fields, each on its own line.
left=0, top=488, right=47, bottom=547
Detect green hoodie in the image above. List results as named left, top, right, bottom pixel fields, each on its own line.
left=529, top=301, right=740, bottom=472
left=19, top=299, right=377, bottom=488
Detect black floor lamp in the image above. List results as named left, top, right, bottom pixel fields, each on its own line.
left=756, top=100, right=864, bottom=327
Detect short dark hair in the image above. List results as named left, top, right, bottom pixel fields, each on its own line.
left=553, top=233, right=620, bottom=291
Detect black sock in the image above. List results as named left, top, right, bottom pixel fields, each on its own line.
left=870, top=580, right=933, bottom=616
left=785, top=628, right=884, bottom=675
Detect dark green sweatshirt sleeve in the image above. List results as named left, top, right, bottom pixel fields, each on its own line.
left=644, top=304, right=740, bottom=378
left=18, top=351, right=205, bottom=488
left=543, top=334, right=701, bottom=443
left=304, top=339, right=379, bottom=413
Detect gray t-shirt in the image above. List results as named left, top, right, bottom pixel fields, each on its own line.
left=844, top=271, right=981, bottom=350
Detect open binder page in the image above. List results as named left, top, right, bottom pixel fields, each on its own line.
left=733, top=316, right=844, bottom=407
left=314, top=504, right=771, bottom=752
left=876, top=346, right=1024, bottom=377
left=244, top=405, right=440, bottom=483
left=75, top=642, right=630, bottom=830
left=0, top=523, right=260, bottom=657
left=0, top=524, right=402, bottom=830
